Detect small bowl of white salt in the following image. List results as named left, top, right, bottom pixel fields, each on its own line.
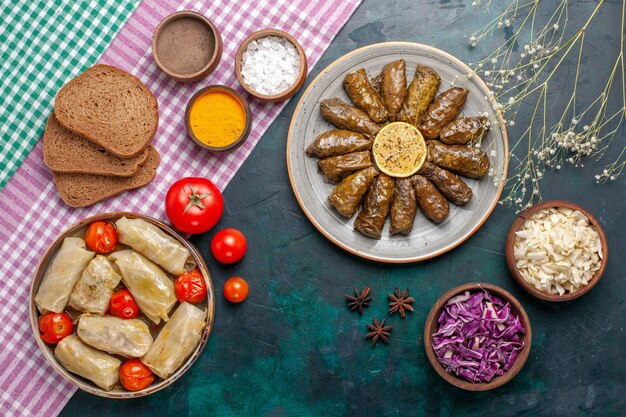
left=235, top=29, right=307, bottom=102
left=505, top=200, right=608, bottom=302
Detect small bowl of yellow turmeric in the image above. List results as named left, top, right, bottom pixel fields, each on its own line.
left=185, top=85, right=252, bottom=153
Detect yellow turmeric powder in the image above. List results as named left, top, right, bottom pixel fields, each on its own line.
left=189, top=90, right=246, bottom=147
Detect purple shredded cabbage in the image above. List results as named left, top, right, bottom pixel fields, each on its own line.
left=431, top=289, right=526, bottom=384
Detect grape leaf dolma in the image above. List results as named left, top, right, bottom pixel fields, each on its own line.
left=413, top=175, right=449, bottom=223
left=343, top=68, right=388, bottom=123
left=440, top=116, right=490, bottom=145
left=397, top=65, right=441, bottom=126
left=306, top=130, right=372, bottom=158
left=418, top=87, right=469, bottom=140
left=328, top=166, right=379, bottom=218
left=389, top=177, right=417, bottom=235
left=378, top=60, right=407, bottom=121
left=419, top=161, right=473, bottom=205
left=427, top=140, right=490, bottom=178
left=320, top=98, right=380, bottom=136
left=318, top=150, right=372, bottom=183
left=354, top=173, right=395, bottom=238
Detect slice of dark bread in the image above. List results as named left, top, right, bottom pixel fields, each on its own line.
left=43, top=114, right=149, bottom=177
left=54, top=64, right=158, bottom=158
left=53, top=146, right=160, bottom=208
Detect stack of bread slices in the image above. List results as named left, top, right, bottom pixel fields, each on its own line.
left=43, top=65, right=160, bottom=208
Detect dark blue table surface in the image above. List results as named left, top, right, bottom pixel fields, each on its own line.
left=62, top=1, right=625, bottom=416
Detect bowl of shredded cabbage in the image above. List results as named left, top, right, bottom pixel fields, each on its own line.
left=505, top=200, right=607, bottom=302
left=424, top=282, right=532, bottom=391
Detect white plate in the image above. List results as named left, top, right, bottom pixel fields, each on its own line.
left=287, top=42, right=508, bottom=263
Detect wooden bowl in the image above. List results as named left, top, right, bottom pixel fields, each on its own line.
left=424, top=283, right=532, bottom=391
left=235, top=29, right=308, bottom=102
left=505, top=200, right=608, bottom=302
left=29, top=212, right=215, bottom=398
left=152, top=11, right=223, bottom=82
left=184, top=85, right=252, bottom=153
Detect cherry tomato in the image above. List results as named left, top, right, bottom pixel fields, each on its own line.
left=109, top=289, right=140, bottom=319
left=174, top=269, right=207, bottom=303
left=223, top=277, right=249, bottom=303
left=165, top=177, right=224, bottom=234
left=119, top=359, right=154, bottom=391
left=39, top=312, right=73, bottom=344
left=84, top=221, right=118, bottom=253
left=211, top=228, right=247, bottom=264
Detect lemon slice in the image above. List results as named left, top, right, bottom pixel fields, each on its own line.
left=372, top=122, right=427, bottom=178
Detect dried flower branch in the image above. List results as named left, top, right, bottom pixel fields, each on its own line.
left=463, top=0, right=625, bottom=209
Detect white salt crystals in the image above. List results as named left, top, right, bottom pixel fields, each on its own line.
left=513, top=207, right=603, bottom=296
left=240, top=36, right=301, bottom=96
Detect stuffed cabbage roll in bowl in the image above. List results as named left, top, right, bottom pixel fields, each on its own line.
left=30, top=212, right=214, bottom=398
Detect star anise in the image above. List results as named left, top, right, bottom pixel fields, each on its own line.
left=388, top=288, right=415, bottom=318
left=345, top=287, right=371, bottom=315
left=365, top=316, right=392, bottom=346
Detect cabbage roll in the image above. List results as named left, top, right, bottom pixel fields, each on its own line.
left=141, top=302, right=206, bottom=379
left=109, top=250, right=176, bottom=324
left=35, top=237, right=95, bottom=314
left=77, top=316, right=153, bottom=357
left=115, top=217, right=191, bottom=275
left=68, top=255, right=122, bottom=314
left=55, top=335, right=121, bottom=390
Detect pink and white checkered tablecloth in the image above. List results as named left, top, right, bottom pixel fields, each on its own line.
left=0, top=0, right=360, bottom=415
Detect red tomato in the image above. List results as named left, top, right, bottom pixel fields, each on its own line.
left=119, top=359, right=154, bottom=391
left=165, top=177, right=224, bottom=234
left=174, top=269, right=207, bottom=303
left=223, top=277, right=249, bottom=303
left=109, top=289, right=140, bottom=319
left=84, top=221, right=118, bottom=253
left=39, top=312, right=73, bottom=344
left=211, top=228, right=247, bottom=264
